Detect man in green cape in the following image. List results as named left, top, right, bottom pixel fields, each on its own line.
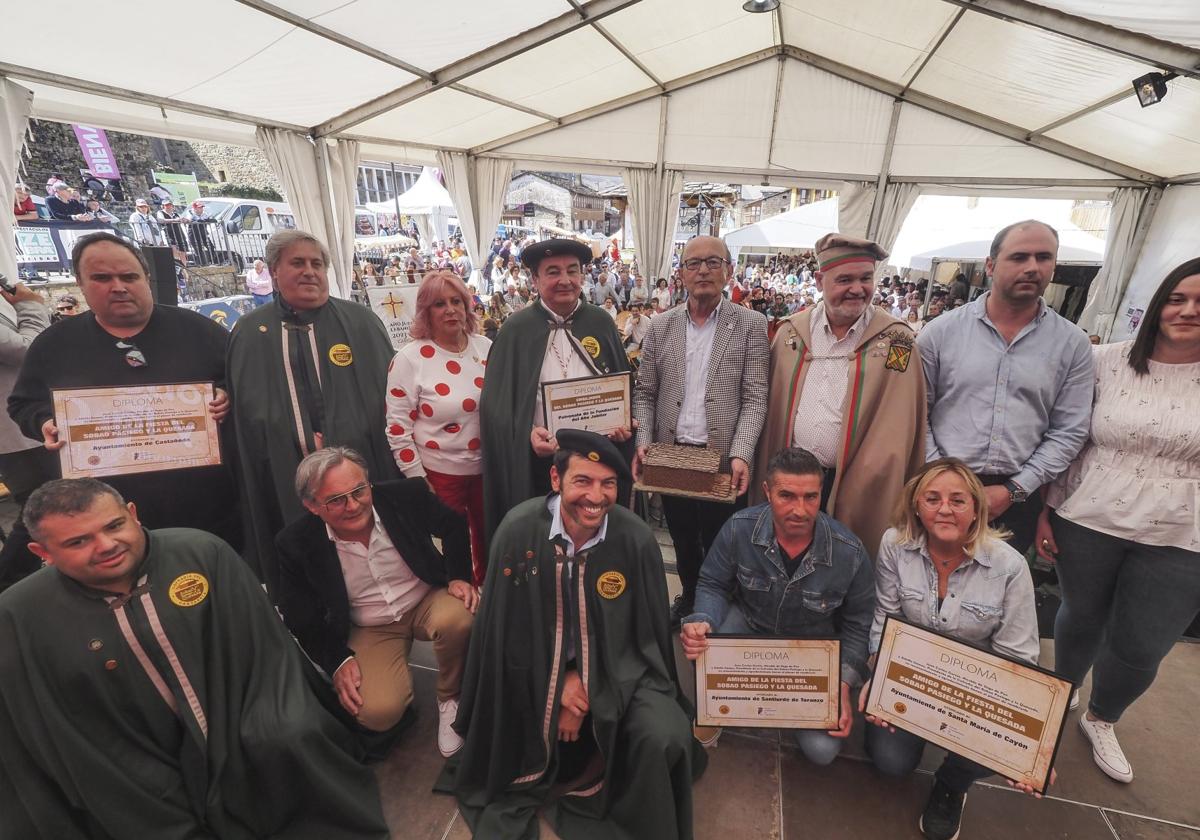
left=446, top=430, right=706, bottom=840
left=479, top=239, right=632, bottom=540
left=0, top=478, right=388, bottom=839
left=227, top=229, right=398, bottom=594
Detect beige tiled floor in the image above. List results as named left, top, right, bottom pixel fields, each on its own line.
left=380, top=531, right=1200, bottom=839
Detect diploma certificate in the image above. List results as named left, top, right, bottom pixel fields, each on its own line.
left=695, top=636, right=841, bottom=729
left=53, top=383, right=222, bottom=479
left=541, top=372, right=632, bottom=437
left=864, top=617, right=1071, bottom=793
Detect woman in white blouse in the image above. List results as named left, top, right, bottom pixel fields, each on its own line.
left=385, top=270, right=492, bottom=585
left=1036, top=258, right=1200, bottom=785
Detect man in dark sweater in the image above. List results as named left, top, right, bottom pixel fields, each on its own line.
left=4, top=233, right=240, bottom=589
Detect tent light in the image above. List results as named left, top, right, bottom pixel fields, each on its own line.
left=1132, top=71, right=1176, bottom=107
left=742, top=0, right=780, bottom=12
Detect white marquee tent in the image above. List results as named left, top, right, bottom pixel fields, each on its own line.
left=4, top=0, right=1200, bottom=335
left=725, top=197, right=838, bottom=252
left=362, top=166, right=455, bottom=246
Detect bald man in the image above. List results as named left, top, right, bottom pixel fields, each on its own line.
left=632, top=236, right=769, bottom=624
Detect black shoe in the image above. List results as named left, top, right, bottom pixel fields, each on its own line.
left=919, top=779, right=965, bottom=840
left=669, top=595, right=692, bottom=628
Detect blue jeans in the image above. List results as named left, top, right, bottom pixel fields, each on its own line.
left=864, top=724, right=993, bottom=794
left=717, top=604, right=843, bottom=766
left=1051, top=512, right=1200, bottom=722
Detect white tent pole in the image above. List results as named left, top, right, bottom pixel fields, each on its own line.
left=866, top=100, right=904, bottom=241
left=314, top=138, right=350, bottom=299
left=765, top=55, right=786, bottom=174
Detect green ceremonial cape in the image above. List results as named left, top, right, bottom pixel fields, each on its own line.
left=0, top=528, right=388, bottom=840
left=227, top=297, right=398, bottom=594
left=444, top=497, right=707, bottom=840
left=479, top=300, right=630, bottom=539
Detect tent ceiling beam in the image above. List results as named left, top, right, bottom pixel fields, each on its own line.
left=231, top=0, right=434, bottom=80
left=888, top=175, right=1144, bottom=187
left=449, top=85, right=560, bottom=122
left=314, top=0, right=641, bottom=136
left=0, top=62, right=309, bottom=133
left=471, top=46, right=780, bottom=154
left=942, top=0, right=1200, bottom=78
left=901, top=8, right=966, bottom=94
left=780, top=46, right=1161, bottom=184
left=335, top=133, right=462, bottom=153
left=765, top=55, right=786, bottom=173
left=1027, top=86, right=1137, bottom=138
left=1165, top=173, right=1200, bottom=185
left=565, top=0, right=665, bottom=89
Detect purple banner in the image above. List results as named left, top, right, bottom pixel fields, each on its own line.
left=71, top=124, right=122, bottom=180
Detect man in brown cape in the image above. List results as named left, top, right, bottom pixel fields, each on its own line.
left=753, top=233, right=924, bottom=556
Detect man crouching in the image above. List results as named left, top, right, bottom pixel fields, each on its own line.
left=447, top=429, right=707, bottom=840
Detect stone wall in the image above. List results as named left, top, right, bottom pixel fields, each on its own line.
left=188, top=142, right=281, bottom=193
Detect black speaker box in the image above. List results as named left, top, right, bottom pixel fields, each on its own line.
left=142, top=246, right=178, bottom=306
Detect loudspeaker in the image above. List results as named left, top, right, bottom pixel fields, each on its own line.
left=143, top=246, right=177, bottom=306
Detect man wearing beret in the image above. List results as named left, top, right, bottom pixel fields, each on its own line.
left=447, top=429, right=706, bottom=840
left=479, top=239, right=633, bottom=540
left=753, top=233, right=925, bottom=558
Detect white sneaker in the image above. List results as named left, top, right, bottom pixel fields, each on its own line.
left=438, top=698, right=464, bottom=757
left=1078, top=715, right=1133, bottom=783
left=1069, top=689, right=1079, bottom=711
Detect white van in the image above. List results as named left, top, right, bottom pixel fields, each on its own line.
left=197, top=198, right=296, bottom=270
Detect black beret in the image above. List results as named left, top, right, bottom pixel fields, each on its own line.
left=521, top=238, right=594, bottom=272
left=555, top=429, right=631, bottom=483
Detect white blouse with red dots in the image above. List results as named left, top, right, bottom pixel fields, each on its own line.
left=384, top=334, right=492, bottom=477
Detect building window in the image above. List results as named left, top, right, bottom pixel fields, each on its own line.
left=216, top=169, right=228, bottom=182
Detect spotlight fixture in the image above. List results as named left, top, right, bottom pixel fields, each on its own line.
left=743, top=0, right=780, bottom=12
left=1132, top=71, right=1177, bottom=107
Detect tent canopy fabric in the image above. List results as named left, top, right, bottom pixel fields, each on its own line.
left=379, top=167, right=454, bottom=215
left=907, top=229, right=1106, bottom=271
left=724, top=197, right=838, bottom=250
left=4, top=0, right=1199, bottom=186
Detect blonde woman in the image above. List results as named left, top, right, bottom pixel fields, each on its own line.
left=859, top=458, right=1043, bottom=840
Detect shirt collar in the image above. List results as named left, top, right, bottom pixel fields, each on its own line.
left=970, top=291, right=1048, bottom=324
left=538, top=297, right=581, bottom=324
left=812, top=302, right=871, bottom=341
left=547, top=494, right=607, bottom=556
left=911, top=533, right=996, bottom=569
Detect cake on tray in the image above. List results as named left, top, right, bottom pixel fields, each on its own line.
left=636, top=443, right=735, bottom=501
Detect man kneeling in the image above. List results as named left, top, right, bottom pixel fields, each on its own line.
left=448, top=430, right=707, bottom=840
left=680, top=447, right=876, bottom=763
left=0, top=479, right=387, bottom=838
left=277, top=447, right=477, bottom=757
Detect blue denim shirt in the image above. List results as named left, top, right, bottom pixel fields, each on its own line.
left=869, top=528, right=1040, bottom=666
left=686, top=505, right=876, bottom=687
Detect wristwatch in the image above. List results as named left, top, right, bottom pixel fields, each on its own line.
left=1003, top=479, right=1028, bottom=504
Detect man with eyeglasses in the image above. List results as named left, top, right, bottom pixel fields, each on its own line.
left=753, top=233, right=926, bottom=559
left=633, top=235, right=769, bottom=625
left=276, top=447, right=475, bottom=758
left=479, top=238, right=632, bottom=541
left=5, top=232, right=239, bottom=590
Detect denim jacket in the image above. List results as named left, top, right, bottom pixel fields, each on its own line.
left=687, top=504, right=876, bottom=687
left=869, top=528, right=1039, bottom=666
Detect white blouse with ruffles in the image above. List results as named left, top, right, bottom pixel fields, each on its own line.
left=1048, top=340, right=1200, bottom=551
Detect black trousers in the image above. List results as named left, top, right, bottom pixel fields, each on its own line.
left=661, top=492, right=746, bottom=607
left=0, top=446, right=59, bottom=592
left=978, top=474, right=1043, bottom=556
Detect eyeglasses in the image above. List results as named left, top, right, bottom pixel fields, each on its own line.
left=321, top=483, right=371, bottom=512
left=116, top=340, right=147, bottom=368
left=681, top=257, right=731, bottom=272
left=918, top=495, right=972, bottom=513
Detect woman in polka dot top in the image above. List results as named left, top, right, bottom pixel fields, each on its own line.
left=386, top=270, right=492, bottom=585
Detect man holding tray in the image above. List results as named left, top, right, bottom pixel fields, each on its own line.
left=479, top=238, right=631, bottom=540
left=680, top=447, right=875, bottom=762
left=447, top=430, right=705, bottom=840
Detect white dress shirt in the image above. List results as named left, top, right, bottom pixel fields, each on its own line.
left=533, top=299, right=595, bottom=427
left=791, top=303, right=873, bottom=468
left=674, top=302, right=720, bottom=444
left=329, top=510, right=431, bottom=627
left=547, top=494, right=608, bottom=662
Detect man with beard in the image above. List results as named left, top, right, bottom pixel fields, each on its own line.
left=0, top=478, right=388, bottom=839
left=753, top=233, right=925, bottom=557
left=447, top=430, right=705, bottom=840
left=479, top=239, right=631, bottom=540
left=226, top=229, right=397, bottom=595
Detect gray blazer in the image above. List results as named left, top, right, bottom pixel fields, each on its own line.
left=633, top=297, right=769, bottom=471
left=0, top=300, right=51, bottom=454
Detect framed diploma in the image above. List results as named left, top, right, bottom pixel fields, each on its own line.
left=540, top=372, right=632, bottom=437
left=53, top=382, right=223, bottom=479
left=864, top=616, right=1071, bottom=793
left=695, top=635, right=841, bottom=729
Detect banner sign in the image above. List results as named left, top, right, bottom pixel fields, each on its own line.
left=152, top=171, right=202, bottom=206
left=13, top=222, right=116, bottom=269
left=367, top=284, right=420, bottom=349
left=14, top=227, right=59, bottom=265
left=72, top=125, right=122, bottom=180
